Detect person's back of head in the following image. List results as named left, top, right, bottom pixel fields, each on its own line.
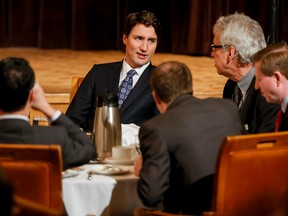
left=151, top=61, right=193, bottom=103
left=213, top=12, right=267, bottom=65
left=0, top=57, right=35, bottom=112
left=253, top=42, right=288, bottom=78
left=122, top=10, right=161, bottom=38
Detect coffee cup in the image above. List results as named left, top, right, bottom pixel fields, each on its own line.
left=112, top=146, right=136, bottom=161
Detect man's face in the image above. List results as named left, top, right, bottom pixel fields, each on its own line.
left=123, top=24, right=158, bottom=68
left=211, top=32, right=234, bottom=78
left=254, top=61, right=281, bottom=103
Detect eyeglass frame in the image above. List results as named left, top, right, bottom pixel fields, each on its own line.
left=210, top=44, right=228, bottom=52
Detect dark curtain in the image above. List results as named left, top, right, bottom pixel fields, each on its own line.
left=0, top=0, right=287, bottom=55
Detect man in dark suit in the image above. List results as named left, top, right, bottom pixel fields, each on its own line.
left=0, top=57, right=96, bottom=170
left=211, top=12, right=280, bottom=134
left=66, top=10, right=161, bottom=132
left=134, top=61, right=243, bottom=215
left=253, top=43, right=288, bottom=132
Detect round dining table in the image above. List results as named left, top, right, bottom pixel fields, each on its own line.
left=62, top=163, right=145, bottom=216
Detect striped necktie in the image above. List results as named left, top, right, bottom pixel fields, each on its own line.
left=118, top=69, right=137, bottom=107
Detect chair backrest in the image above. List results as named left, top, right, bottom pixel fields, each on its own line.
left=211, top=132, right=288, bottom=216
left=70, top=76, right=84, bottom=102
left=13, top=195, right=65, bottom=216
left=0, top=144, right=63, bottom=211
left=134, top=208, right=190, bottom=216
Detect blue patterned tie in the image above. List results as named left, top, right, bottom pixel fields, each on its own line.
left=118, top=69, right=137, bottom=107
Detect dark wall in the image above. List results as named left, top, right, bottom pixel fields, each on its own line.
left=0, top=0, right=287, bottom=55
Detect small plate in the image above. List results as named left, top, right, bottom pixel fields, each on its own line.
left=105, top=157, right=134, bottom=165
left=62, top=169, right=79, bottom=178
left=92, top=166, right=130, bottom=175
left=89, top=159, right=105, bottom=164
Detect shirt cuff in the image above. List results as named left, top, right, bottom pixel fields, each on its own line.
left=50, top=110, right=62, bottom=122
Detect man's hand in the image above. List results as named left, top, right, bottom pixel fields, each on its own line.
left=31, top=83, right=56, bottom=119
left=134, top=155, right=142, bottom=176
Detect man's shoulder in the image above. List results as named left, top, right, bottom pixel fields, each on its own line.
left=91, top=61, right=122, bottom=70
left=200, top=97, right=236, bottom=109
left=85, top=61, right=123, bottom=79
left=33, top=124, right=67, bottom=134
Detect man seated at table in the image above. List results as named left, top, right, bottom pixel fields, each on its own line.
left=134, top=61, right=244, bottom=214
left=0, top=57, right=96, bottom=170
left=253, top=42, right=288, bottom=131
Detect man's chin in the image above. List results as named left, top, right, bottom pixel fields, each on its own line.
left=216, top=70, right=225, bottom=76
left=265, top=97, right=275, bottom=104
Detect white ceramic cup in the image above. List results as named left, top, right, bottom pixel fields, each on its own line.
left=112, top=146, right=136, bottom=161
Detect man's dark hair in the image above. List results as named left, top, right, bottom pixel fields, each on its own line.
left=151, top=61, right=193, bottom=103
left=122, top=10, right=161, bottom=38
left=0, top=57, right=35, bottom=112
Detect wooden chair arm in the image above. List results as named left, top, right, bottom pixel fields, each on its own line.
left=12, top=195, right=65, bottom=216
left=134, top=207, right=195, bottom=216
left=201, top=211, right=217, bottom=216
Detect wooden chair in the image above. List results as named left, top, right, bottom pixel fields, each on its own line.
left=134, top=208, right=191, bottom=216
left=70, top=76, right=84, bottom=102
left=203, top=131, right=288, bottom=216
left=12, top=195, right=64, bottom=216
left=0, top=144, right=64, bottom=213
left=135, top=131, right=288, bottom=216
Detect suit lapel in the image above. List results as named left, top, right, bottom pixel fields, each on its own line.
left=279, top=108, right=288, bottom=131
left=107, top=62, right=122, bottom=94
left=239, top=79, right=254, bottom=117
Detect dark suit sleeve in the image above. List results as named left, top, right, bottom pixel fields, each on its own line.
left=65, top=66, right=97, bottom=129
left=137, top=123, right=170, bottom=207
left=254, top=95, right=279, bottom=133
left=51, top=114, right=97, bottom=169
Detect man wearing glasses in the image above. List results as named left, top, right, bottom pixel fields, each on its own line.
left=211, top=12, right=280, bottom=134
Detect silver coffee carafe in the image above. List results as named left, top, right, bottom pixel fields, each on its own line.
left=93, top=94, right=121, bottom=160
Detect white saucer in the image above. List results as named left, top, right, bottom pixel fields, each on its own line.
left=105, top=157, right=134, bottom=165
left=92, top=166, right=130, bottom=175
left=62, top=169, right=79, bottom=178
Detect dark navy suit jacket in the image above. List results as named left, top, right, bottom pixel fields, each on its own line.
left=66, top=61, right=159, bottom=131
left=0, top=114, right=96, bottom=170
left=278, top=108, right=288, bottom=132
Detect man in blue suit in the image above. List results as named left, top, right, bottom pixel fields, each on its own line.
left=66, top=10, right=161, bottom=132
left=253, top=43, right=288, bottom=132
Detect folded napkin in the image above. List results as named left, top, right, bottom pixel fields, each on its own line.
left=121, top=123, right=140, bottom=146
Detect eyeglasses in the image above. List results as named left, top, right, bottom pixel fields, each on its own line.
left=210, top=44, right=226, bottom=52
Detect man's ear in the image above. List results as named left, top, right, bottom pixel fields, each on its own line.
left=28, top=90, right=34, bottom=103
left=274, top=71, right=283, bottom=87
left=227, top=45, right=237, bottom=63
left=152, top=91, right=161, bottom=105
left=123, top=34, right=127, bottom=45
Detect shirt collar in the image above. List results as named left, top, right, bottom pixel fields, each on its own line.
left=0, top=114, right=29, bottom=122
left=122, top=59, right=150, bottom=77
left=281, top=96, right=288, bottom=113
left=238, top=67, right=255, bottom=94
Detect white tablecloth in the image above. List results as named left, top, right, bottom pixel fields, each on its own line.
left=62, top=164, right=144, bottom=216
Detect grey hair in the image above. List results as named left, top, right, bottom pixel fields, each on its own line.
left=213, top=12, right=267, bottom=65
